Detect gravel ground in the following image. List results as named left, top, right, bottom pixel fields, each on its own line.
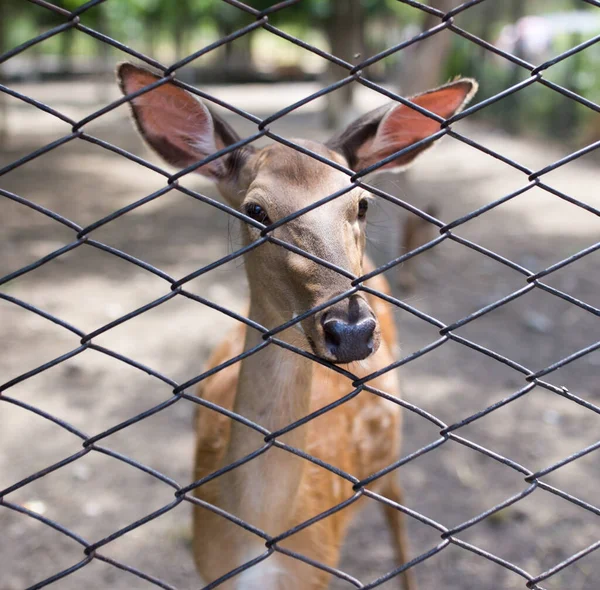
left=1, top=80, right=599, bottom=590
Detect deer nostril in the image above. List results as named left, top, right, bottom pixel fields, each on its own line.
left=322, top=316, right=376, bottom=363
left=323, top=319, right=344, bottom=348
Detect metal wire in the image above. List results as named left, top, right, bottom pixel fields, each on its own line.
left=1, top=0, right=599, bottom=589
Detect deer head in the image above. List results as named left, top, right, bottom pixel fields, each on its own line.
left=118, top=63, right=476, bottom=364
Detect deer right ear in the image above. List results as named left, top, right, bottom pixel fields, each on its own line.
left=117, top=63, right=250, bottom=183
left=328, top=78, right=477, bottom=173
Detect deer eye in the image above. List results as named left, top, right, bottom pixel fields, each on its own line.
left=358, top=198, right=369, bottom=219
left=245, top=203, right=271, bottom=225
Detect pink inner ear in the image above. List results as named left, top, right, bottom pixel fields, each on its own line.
left=412, top=83, right=473, bottom=120
left=364, top=81, right=474, bottom=169
left=375, top=106, right=440, bottom=150
left=121, top=67, right=216, bottom=160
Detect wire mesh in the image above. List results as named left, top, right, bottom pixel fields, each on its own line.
left=1, top=1, right=599, bottom=589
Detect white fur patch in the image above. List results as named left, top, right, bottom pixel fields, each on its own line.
left=292, top=312, right=305, bottom=336
left=191, top=133, right=217, bottom=158
left=235, top=554, right=288, bottom=590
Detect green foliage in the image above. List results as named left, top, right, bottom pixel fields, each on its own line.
left=442, top=9, right=600, bottom=142
left=3, top=0, right=599, bottom=143
left=383, top=0, right=429, bottom=23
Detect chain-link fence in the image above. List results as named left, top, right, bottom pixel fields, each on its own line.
left=1, top=1, right=600, bottom=589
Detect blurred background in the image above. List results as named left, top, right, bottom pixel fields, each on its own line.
left=1, top=1, right=599, bottom=590
left=2, top=0, right=600, bottom=137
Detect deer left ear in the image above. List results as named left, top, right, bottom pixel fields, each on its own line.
left=117, top=62, right=251, bottom=183
left=327, top=78, right=477, bottom=173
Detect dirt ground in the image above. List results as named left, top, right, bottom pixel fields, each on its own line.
left=1, top=79, right=599, bottom=590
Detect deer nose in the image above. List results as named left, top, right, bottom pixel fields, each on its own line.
left=322, top=316, right=376, bottom=363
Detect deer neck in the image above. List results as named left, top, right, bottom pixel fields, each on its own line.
left=223, top=296, right=313, bottom=532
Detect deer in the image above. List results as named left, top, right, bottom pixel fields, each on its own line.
left=397, top=204, right=440, bottom=292
left=117, top=63, right=476, bottom=590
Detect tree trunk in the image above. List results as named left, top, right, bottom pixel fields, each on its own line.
left=558, top=0, right=585, bottom=140
left=323, top=0, right=365, bottom=130
left=218, top=24, right=254, bottom=76
left=473, top=0, right=501, bottom=79
left=173, top=9, right=186, bottom=61
left=392, top=0, right=456, bottom=292
left=58, top=29, right=74, bottom=75
left=144, top=15, right=157, bottom=57
left=95, top=5, right=112, bottom=103
left=502, top=0, right=526, bottom=133
left=400, top=0, right=455, bottom=95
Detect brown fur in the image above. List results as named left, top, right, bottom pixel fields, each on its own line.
left=192, top=267, right=413, bottom=589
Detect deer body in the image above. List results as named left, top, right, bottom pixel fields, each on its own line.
left=117, top=64, right=476, bottom=589
left=193, top=268, right=403, bottom=588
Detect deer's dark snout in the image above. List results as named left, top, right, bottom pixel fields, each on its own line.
left=320, top=296, right=379, bottom=363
